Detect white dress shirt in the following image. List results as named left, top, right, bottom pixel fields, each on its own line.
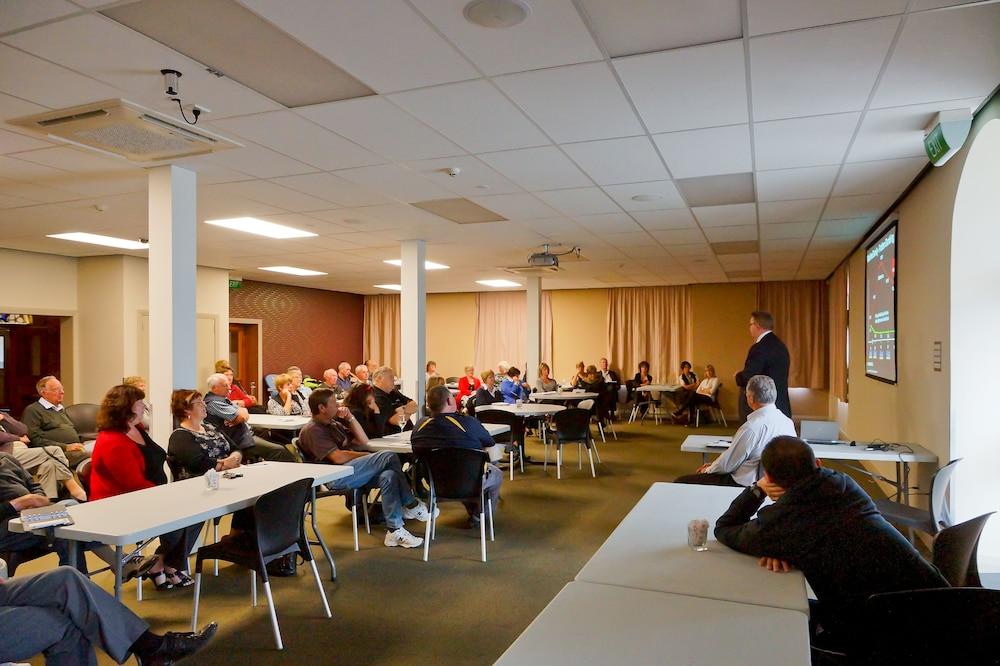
left=706, top=403, right=795, bottom=486
left=38, top=397, right=64, bottom=412
left=696, top=377, right=720, bottom=396
left=755, top=330, right=772, bottom=344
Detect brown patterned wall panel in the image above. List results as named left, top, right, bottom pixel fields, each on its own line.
left=229, top=280, right=364, bottom=382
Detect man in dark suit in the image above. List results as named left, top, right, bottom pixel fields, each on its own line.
left=735, top=311, right=791, bottom=421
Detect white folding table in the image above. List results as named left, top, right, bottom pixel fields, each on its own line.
left=365, top=423, right=511, bottom=461
left=630, top=383, right=683, bottom=423
left=496, top=581, right=810, bottom=665
left=530, top=391, right=598, bottom=403
left=247, top=414, right=310, bottom=430
left=9, top=462, right=352, bottom=599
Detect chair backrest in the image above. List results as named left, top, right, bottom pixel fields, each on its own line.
left=64, top=403, right=99, bottom=439
left=577, top=399, right=595, bottom=411
left=476, top=408, right=522, bottom=440
left=264, top=373, right=278, bottom=398
left=445, top=376, right=459, bottom=385
left=854, top=588, right=1000, bottom=665
left=415, top=447, right=487, bottom=501
left=465, top=394, right=477, bottom=415
left=76, top=457, right=92, bottom=495
left=164, top=453, right=185, bottom=482
left=287, top=437, right=305, bottom=464
left=932, top=512, right=993, bottom=587
left=253, top=477, right=313, bottom=558
left=711, top=381, right=722, bottom=402
left=553, top=408, right=592, bottom=441
left=930, top=458, right=962, bottom=529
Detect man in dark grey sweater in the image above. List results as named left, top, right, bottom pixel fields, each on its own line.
left=20, top=376, right=90, bottom=470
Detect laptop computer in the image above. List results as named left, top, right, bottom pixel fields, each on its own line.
left=800, top=420, right=845, bottom=445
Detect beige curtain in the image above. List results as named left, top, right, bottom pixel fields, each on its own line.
left=606, top=286, right=692, bottom=383
left=757, top=281, right=828, bottom=389
left=474, top=291, right=526, bottom=375
left=541, top=290, right=553, bottom=369
left=828, top=266, right=849, bottom=401
left=363, top=294, right=400, bottom=372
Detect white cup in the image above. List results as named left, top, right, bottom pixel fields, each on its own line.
left=205, top=468, right=220, bottom=490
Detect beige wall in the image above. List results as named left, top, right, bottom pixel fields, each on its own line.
left=426, top=292, right=477, bottom=379
left=549, top=288, right=609, bottom=382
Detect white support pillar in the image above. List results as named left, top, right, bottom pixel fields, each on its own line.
left=400, top=240, right=426, bottom=414
left=525, top=276, right=542, bottom=386
left=147, top=165, right=197, bottom=446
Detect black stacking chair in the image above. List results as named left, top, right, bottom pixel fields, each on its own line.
left=932, top=512, right=994, bottom=587
left=476, top=408, right=524, bottom=480
left=548, top=408, right=598, bottom=479
left=875, top=459, right=961, bottom=539
left=415, top=447, right=494, bottom=563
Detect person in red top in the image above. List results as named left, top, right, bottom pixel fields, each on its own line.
left=216, top=360, right=257, bottom=407
left=90, top=383, right=201, bottom=591
left=456, top=365, right=481, bottom=404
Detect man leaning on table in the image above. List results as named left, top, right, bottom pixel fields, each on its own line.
left=203, top=373, right=295, bottom=463
left=298, top=388, right=437, bottom=549
left=714, top=436, right=949, bottom=654
left=674, top=375, right=794, bottom=487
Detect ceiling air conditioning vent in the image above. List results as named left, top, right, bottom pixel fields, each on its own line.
left=8, top=98, right=241, bottom=163
left=504, top=264, right=561, bottom=276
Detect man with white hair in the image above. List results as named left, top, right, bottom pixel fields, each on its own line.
left=333, top=362, right=355, bottom=393
left=371, top=367, right=416, bottom=434
left=354, top=364, right=370, bottom=384
left=674, top=375, right=795, bottom=487
left=204, top=373, right=294, bottom=462
left=320, top=368, right=338, bottom=391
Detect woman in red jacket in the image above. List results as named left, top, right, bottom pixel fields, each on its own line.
left=90, top=384, right=201, bottom=591
left=456, top=365, right=481, bottom=404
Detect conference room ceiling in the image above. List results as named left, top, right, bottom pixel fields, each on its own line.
left=0, top=0, right=997, bottom=294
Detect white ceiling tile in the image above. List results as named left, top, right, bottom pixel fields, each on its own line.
left=632, top=209, right=698, bottom=230
left=872, top=3, right=1000, bottom=108
left=652, top=228, right=707, bottom=245
left=561, top=136, right=668, bottom=185
left=0, top=129, right=53, bottom=154
left=704, top=225, right=758, bottom=242
left=237, top=0, right=479, bottom=92
left=468, top=193, right=559, bottom=220
left=761, top=238, right=809, bottom=252
left=753, top=113, right=860, bottom=170
left=0, top=0, right=79, bottom=32
left=212, top=180, right=335, bottom=212
left=574, top=212, right=640, bottom=234
left=297, top=97, right=464, bottom=161
left=601, top=181, right=686, bottom=211
left=759, top=221, right=817, bottom=239
left=604, top=231, right=656, bottom=248
left=847, top=97, right=981, bottom=162
left=495, top=62, right=643, bottom=143
left=0, top=43, right=122, bottom=109
left=655, top=124, right=752, bottom=178
left=717, top=252, right=760, bottom=267
left=613, top=40, right=748, bottom=133
left=213, top=111, right=383, bottom=171
left=527, top=216, right=586, bottom=237
left=669, top=242, right=713, bottom=257
left=581, top=0, right=742, bottom=56
left=692, top=203, right=757, bottom=227
left=535, top=187, right=619, bottom=216
left=411, top=0, right=601, bottom=75
left=758, top=198, right=825, bottom=224
left=833, top=157, right=926, bottom=196
left=809, top=236, right=859, bottom=251
left=199, top=141, right=316, bottom=179
left=270, top=172, right=393, bottom=208
left=755, top=165, right=839, bottom=201
left=478, top=146, right=590, bottom=191
left=332, top=163, right=455, bottom=203
left=909, top=0, right=979, bottom=8
left=404, top=155, right=522, bottom=197
left=9, top=146, right=137, bottom=174
left=822, top=193, right=895, bottom=220
left=0, top=177, right=78, bottom=203
left=389, top=80, right=549, bottom=153
left=747, top=0, right=907, bottom=36
left=750, top=18, right=899, bottom=121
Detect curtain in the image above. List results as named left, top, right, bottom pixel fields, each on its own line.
left=363, top=294, right=400, bottom=372
left=474, top=291, right=526, bottom=375
left=606, top=286, right=692, bottom=383
left=541, top=290, right=553, bottom=370
left=757, top=281, right=828, bottom=389
left=828, top=265, right=849, bottom=401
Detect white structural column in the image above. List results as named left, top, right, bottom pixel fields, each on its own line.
left=400, top=239, right=427, bottom=413
left=147, top=165, right=197, bottom=446
left=525, top=276, right=542, bottom=385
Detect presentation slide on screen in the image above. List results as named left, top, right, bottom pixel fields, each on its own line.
left=865, top=226, right=897, bottom=382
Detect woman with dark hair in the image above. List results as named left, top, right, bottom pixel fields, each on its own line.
left=677, top=361, right=698, bottom=391
left=535, top=363, right=558, bottom=392
left=343, top=383, right=382, bottom=438
left=632, top=360, right=654, bottom=415
left=500, top=366, right=531, bottom=404
left=90, top=384, right=202, bottom=591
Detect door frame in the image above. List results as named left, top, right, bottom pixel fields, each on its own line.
left=230, top=318, right=263, bottom=402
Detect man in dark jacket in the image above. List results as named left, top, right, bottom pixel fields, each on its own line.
left=411, top=385, right=502, bottom=528
left=735, top=311, right=791, bottom=421
left=371, top=366, right=416, bottom=433
left=715, top=436, right=948, bottom=650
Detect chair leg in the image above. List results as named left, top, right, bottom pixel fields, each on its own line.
left=351, top=502, right=359, bottom=552
left=588, top=445, right=596, bottom=478
left=610, top=420, right=617, bottom=440
left=487, top=498, right=495, bottom=542
left=251, top=571, right=257, bottom=607
left=577, top=442, right=582, bottom=469
left=592, top=440, right=602, bottom=464
left=719, top=409, right=728, bottom=427
left=262, top=581, right=283, bottom=650
left=362, top=494, right=371, bottom=534
left=213, top=521, right=219, bottom=576
left=191, top=572, right=202, bottom=632
left=519, top=442, right=524, bottom=473
left=509, top=449, right=514, bottom=481
left=308, top=559, right=332, bottom=619
left=423, top=495, right=433, bottom=562
left=597, top=420, right=606, bottom=442
left=557, top=445, right=562, bottom=480
left=480, top=508, right=487, bottom=563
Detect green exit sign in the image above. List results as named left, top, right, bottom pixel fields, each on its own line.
left=923, top=124, right=950, bottom=164
left=229, top=279, right=242, bottom=289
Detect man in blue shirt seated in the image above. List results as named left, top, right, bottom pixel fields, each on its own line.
left=499, top=367, right=531, bottom=404
left=411, top=385, right=503, bottom=529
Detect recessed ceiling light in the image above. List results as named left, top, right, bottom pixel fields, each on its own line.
left=259, top=266, right=327, bottom=276
left=476, top=279, right=521, bottom=288
left=374, top=284, right=402, bottom=291
left=464, top=0, right=530, bottom=28
left=631, top=194, right=664, bottom=202
left=205, top=217, right=317, bottom=239
left=383, top=259, right=450, bottom=270
left=47, top=232, right=149, bottom=250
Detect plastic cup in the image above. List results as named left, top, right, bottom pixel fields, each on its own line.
left=687, top=519, right=709, bottom=551
left=205, top=468, right=220, bottom=490
left=515, top=398, right=523, bottom=408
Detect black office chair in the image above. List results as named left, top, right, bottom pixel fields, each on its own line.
left=875, top=459, right=961, bottom=537
left=415, top=447, right=494, bottom=563
left=0, top=545, right=58, bottom=575
left=64, top=402, right=99, bottom=441
left=476, top=408, right=524, bottom=480
left=548, top=408, right=598, bottom=479
left=693, top=382, right=727, bottom=427
left=191, top=478, right=330, bottom=651
left=932, top=512, right=994, bottom=587
left=445, top=376, right=459, bottom=385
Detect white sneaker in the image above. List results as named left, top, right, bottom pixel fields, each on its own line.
left=384, top=527, right=424, bottom=548
left=402, top=501, right=440, bottom=522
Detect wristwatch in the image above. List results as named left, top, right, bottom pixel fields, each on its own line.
left=751, top=484, right=767, bottom=501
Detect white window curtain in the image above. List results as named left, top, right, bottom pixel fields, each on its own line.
left=606, top=286, right=692, bottom=383
left=363, top=294, right=400, bottom=373
left=474, top=291, right=526, bottom=376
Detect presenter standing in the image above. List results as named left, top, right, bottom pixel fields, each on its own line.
left=735, top=311, right=791, bottom=422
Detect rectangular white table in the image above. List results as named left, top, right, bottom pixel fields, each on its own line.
left=365, top=423, right=511, bottom=462
left=681, top=434, right=938, bottom=502
left=575, top=482, right=809, bottom=613
left=247, top=414, right=310, bottom=430
left=496, top=581, right=810, bottom=665
left=9, top=462, right=352, bottom=598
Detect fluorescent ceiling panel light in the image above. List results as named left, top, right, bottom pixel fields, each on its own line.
left=205, top=217, right=316, bottom=239
left=47, top=232, right=149, bottom=250
left=476, top=279, right=521, bottom=288
left=383, top=259, right=450, bottom=270
left=258, top=266, right=327, bottom=276
left=374, top=284, right=402, bottom=291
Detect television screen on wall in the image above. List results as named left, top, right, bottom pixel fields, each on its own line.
left=865, top=221, right=897, bottom=384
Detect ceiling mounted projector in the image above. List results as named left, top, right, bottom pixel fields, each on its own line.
left=464, top=0, right=530, bottom=28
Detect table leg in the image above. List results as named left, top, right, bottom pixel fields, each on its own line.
left=901, top=462, right=911, bottom=504
left=702, top=452, right=708, bottom=465
left=113, top=545, right=123, bottom=601
left=310, top=488, right=337, bottom=581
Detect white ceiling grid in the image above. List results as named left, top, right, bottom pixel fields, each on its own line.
left=0, top=0, right=995, bottom=293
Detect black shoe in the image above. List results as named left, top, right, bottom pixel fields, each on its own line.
left=137, top=622, right=218, bottom=665
left=265, top=554, right=297, bottom=577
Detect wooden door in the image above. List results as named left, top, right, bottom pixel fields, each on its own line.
left=228, top=322, right=260, bottom=401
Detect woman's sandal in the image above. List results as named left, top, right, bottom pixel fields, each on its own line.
left=144, top=570, right=174, bottom=591
left=168, top=571, right=195, bottom=587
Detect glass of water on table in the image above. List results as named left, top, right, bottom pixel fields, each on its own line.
left=687, top=519, right=709, bottom=551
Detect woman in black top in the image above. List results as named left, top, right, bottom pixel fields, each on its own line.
left=343, top=383, right=382, bottom=438
left=632, top=360, right=654, bottom=413
left=474, top=370, right=503, bottom=407
left=678, top=361, right=698, bottom=390
left=574, top=365, right=606, bottom=393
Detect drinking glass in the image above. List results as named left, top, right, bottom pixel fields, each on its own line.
left=687, top=519, right=709, bottom=551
